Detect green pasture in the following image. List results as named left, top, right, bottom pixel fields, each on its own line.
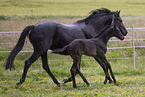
left=0, top=0, right=145, bottom=97
left=0, top=0, right=145, bottom=18
left=0, top=51, right=145, bottom=97
left=0, top=18, right=145, bottom=96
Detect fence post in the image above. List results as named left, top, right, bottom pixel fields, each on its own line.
left=31, top=10, right=33, bottom=17
left=132, top=25, right=135, bottom=70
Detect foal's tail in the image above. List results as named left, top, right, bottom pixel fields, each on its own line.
left=5, top=25, right=34, bottom=70
left=52, top=45, right=69, bottom=55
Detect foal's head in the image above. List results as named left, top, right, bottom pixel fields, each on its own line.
left=111, top=17, right=124, bottom=40
left=112, top=26, right=124, bottom=40
left=94, top=14, right=124, bottom=41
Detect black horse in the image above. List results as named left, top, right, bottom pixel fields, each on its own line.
left=5, top=8, right=128, bottom=87
left=52, top=16, right=124, bottom=88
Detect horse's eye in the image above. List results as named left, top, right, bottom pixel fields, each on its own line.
left=118, top=18, right=122, bottom=22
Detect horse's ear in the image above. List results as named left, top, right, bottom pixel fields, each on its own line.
left=111, top=14, right=115, bottom=26
left=118, top=10, right=121, bottom=15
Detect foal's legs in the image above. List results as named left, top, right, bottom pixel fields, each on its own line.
left=70, top=56, right=89, bottom=88
left=70, top=61, right=78, bottom=88
left=95, top=58, right=112, bottom=84
left=103, top=59, right=116, bottom=84
left=76, top=57, right=90, bottom=86
left=41, top=52, right=60, bottom=86
left=17, top=52, right=41, bottom=86
left=94, top=57, right=113, bottom=84
left=77, top=68, right=90, bottom=86
left=62, top=66, right=80, bottom=84
left=98, top=52, right=117, bottom=84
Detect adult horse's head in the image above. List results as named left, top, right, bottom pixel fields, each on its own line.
left=111, top=14, right=124, bottom=40
left=82, top=8, right=128, bottom=36
left=113, top=10, right=128, bottom=36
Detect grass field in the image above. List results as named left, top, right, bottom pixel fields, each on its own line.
left=0, top=52, right=145, bottom=97
left=0, top=0, right=145, bottom=97
left=1, top=0, right=145, bottom=18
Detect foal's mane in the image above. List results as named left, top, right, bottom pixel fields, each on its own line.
left=77, top=8, right=113, bottom=23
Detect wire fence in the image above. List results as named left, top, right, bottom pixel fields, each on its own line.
left=0, top=26, right=145, bottom=70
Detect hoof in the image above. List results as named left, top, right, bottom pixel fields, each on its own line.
left=87, top=84, right=91, bottom=87
left=109, top=80, right=114, bottom=84
left=104, top=79, right=108, bottom=84
left=113, top=79, right=117, bottom=84
left=104, top=81, right=107, bottom=84
left=62, top=79, right=67, bottom=84
left=73, top=86, right=77, bottom=88
left=114, top=81, right=117, bottom=85
left=57, top=84, right=61, bottom=87
left=16, top=82, right=22, bottom=86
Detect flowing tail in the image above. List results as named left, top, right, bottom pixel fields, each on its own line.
left=52, top=45, right=69, bottom=55
left=5, top=25, right=34, bottom=70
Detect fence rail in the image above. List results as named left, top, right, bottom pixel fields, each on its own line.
left=0, top=26, right=145, bottom=70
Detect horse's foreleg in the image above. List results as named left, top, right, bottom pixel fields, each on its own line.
left=94, top=57, right=113, bottom=84
left=104, top=59, right=116, bottom=84
left=17, top=52, right=40, bottom=86
left=41, top=52, right=60, bottom=86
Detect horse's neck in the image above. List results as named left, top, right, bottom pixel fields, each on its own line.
left=77, top=22, right=98, bottom=39
left=97, top=28, right=113, bottom=45
left=76, top=15, right=112, bottom=38
left=81, top=23, right=109, bottom=39
left=89, top=15, right=112, bottom=35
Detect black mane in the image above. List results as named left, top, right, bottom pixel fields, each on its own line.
left=89, top=8, right=112, bottom=14
left=77, top=8, right=112, bottom=23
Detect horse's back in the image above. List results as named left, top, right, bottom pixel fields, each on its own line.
left=57, top=23, right=85, bottom=39
left=34, top=21, right=58, bottom=33
left=50, top=23, right=86, bottom=50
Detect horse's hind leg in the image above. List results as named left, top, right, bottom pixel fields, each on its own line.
left=41, top=52, right=60, bottom=86
left=17, top=52, right=41, bottom=86
left=77, top=68, right=90, bottom=86
left=62, top=65, right=80, bottom=84
left=70, top=52, right=82, bottom=88
left=75, top=57, right=90, bottom=86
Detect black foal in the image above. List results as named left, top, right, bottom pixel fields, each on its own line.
left=53, top=23, right=124, bottom=88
